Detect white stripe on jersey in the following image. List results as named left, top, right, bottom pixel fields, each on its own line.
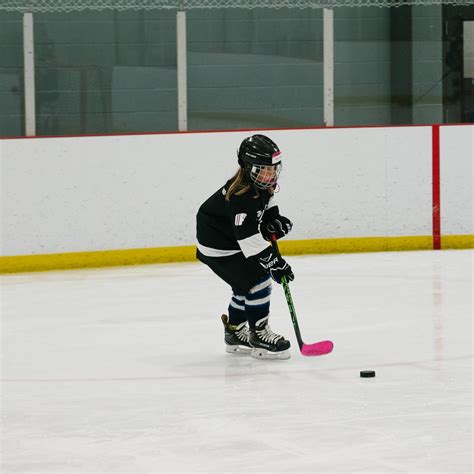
left=196, top=241, right=241, bottom=257
left=237, top=233, right=269, bottom=258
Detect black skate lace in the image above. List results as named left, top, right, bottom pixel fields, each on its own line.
left=256, top=324, right=282, bottom=344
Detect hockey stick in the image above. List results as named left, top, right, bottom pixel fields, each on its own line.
left=271, top=235, right=334, bottom=357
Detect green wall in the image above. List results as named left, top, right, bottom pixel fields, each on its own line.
left=1, top=6, right=470, bottom=137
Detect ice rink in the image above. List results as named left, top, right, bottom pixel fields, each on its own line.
left=1, top=249, right=472, bottom=473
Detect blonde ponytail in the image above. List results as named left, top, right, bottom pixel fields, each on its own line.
left=225, top=168, right=259, bottom=201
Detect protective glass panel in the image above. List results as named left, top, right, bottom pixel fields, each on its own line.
left=34, top=10, right=177, bottom=136
left=0, top=12, right=24, bottom=137
left=334, top=6, right=392, bottom=126
left=2, top=3, right=474, bottom=137
left=186, top=9, right=324, bottom=131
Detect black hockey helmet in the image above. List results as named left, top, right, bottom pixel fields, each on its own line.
left=237, top=134, right=282, bottom=189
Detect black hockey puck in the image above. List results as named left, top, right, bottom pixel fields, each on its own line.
left=360, top=370, right=376, bottom=378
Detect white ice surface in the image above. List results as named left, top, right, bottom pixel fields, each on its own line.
left=1, top=250, right=472, bottom=473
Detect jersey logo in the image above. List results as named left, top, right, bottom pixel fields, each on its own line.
left=235, top=213, right=247, bottom=226
left=256, top=210, right=264, bottom=221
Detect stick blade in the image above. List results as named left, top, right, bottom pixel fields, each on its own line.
left=300, top=340, right=334, bottom=357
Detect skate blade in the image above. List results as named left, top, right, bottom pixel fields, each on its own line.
left=225, top=345, right=252, bottom=355
left=251, top=347, right=291, bottom=360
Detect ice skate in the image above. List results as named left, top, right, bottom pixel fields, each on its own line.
left=249, top=316, right=291, bottom=360
left=221, top=314, right=252, bottom=354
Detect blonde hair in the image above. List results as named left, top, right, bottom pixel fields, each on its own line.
left=225, top=168, right=260, bottom=201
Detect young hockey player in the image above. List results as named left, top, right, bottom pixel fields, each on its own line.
left=196, top=134, right=294, bottom=359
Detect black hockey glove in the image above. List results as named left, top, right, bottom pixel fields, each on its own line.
left=257, top=247, right=294, bottom=284
left=261, top=215, right=293, bottom=241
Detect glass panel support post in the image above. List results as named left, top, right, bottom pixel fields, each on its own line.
left=323, top=8, right=334, bottom=127
left=177, top=11, right=188, bottom=132
left=23, top=12, right=36, bottom=136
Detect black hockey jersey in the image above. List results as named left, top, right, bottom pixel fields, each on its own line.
left=196, top=179, right=278, bottom=259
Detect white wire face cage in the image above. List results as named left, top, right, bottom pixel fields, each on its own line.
left=250, top=163, right=282, bottom=189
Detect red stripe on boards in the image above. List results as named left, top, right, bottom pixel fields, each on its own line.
left=432, top=125, right=441, bottom=250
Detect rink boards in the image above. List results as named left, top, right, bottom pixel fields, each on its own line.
left=0, top=124, right=472, bottom=273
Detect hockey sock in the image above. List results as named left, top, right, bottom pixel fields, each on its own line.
left=245, top=275, right=272, bottom=329
left=228, top=293, right=247, bottom=326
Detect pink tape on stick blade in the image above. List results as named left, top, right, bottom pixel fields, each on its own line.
left=301, top=341, right=334, bottom=357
